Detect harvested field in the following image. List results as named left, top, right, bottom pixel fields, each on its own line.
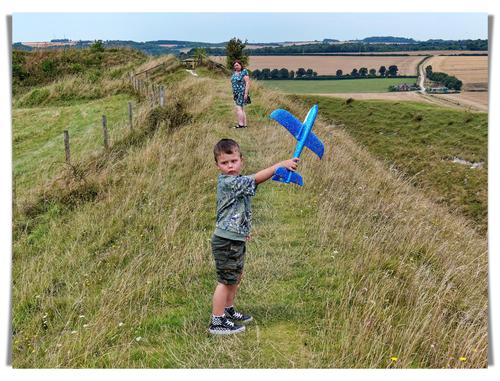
left=303, top=91, right=488, bottom=112
left=210, top=55, right=424, bottom=75
left=427, top=55, right=489, bottom=90
left=306, top=50, right=488, bottom=56
left=429, top=91, right=489, bottom=112
left=312, top=91, right=432, bottom=103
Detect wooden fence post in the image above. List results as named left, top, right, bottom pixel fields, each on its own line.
left=128, top=102, right=133, bottom=129
left=102, top=115, right=109, bottom=149
left=63, top=130, right=70, bottom=163
left=160, top=85, right=165, bottom=107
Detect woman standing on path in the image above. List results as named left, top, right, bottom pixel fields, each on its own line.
left=231, top=60, right=250, bottom=128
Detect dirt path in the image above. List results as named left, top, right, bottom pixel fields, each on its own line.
left=417, top=56, right=432, bottom=93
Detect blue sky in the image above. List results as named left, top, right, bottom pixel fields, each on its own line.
left=13, top=13, right=488, bottom=43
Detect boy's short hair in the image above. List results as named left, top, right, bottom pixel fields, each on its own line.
left=214, top=139, right=241, bottom=162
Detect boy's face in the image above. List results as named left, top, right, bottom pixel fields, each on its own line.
left=216, top=151, right=243, bottom=176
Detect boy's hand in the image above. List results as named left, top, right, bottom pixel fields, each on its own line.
left=279, top=158, right=299, bottom=171
left=254, top=158, right=299, bottom=185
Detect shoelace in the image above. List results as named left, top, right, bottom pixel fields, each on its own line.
left=223, top=318, right=235, bottom=327
left=233, top=312, right=243, bottom=319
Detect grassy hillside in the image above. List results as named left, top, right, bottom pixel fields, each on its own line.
left=295, top=95, right=487, bottom=233
left=12, top=48, right=147, bottom=96
left=12, top=54, right=487, bottom=368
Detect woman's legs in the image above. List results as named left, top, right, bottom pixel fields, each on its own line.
left=242, top=108, right=247, bottom=127
left=235, top=105, right=246, bottom=127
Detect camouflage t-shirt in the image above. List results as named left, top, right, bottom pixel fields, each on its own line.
left=214, top=174, right=257, bottom=241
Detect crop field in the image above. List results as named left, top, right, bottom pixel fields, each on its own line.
left=260, top=78, right=416, bottom=94
left=427, top=55, right=489, bottom=90
left=210, top=55, right=424, bottom=75
left=305, top=50, right=488, bottom=56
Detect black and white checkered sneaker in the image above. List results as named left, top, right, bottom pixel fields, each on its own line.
left=224, top=306, right=253, bottom=323
left=208, top=315, right=245, bottom=335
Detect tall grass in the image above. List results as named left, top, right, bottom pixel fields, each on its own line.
left=296, top=95, right=488, bottom=233
left=12, top=63, right=487, bottom=368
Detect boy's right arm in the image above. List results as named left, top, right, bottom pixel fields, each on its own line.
left=254, top=158, right=299, bottom=185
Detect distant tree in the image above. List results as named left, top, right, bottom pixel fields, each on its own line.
left=387, top=65, right=399, bottom=76
left=450, top=78, right=463, bottom=90
left=313, top=71, right=317, bottom=77
left=296, top=68, right=306, bottom=77
left=261, top=68, right=271, bottom=80
left=336, top=69, right=343, bottom=77
left=252, top=69, right=262, bottom=80
left=270, top=69, right=280, bottom=79
left=279, top=67, right=290, bottom=79
left=351, top=68, right=359, bottom=77
left=193, top=47, right=207, bottom=66
left=369, top=68, right=377, bottom=76
left=379, top=65, right=387, bottom=77
left=306, top=68, right=314, bottom=77
left=41, top=59, right=56, bottom=76
left=359, top=67, right=368, bottom=77
left=90, top=40, right=104, bottom=52
left=226, top=37, right=248, bottom=69
left=289, top=70, right=295, bottom=79
left=425, top=65, right=433, bottom=75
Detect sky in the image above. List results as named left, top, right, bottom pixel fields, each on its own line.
left=12, top=12, right=488, bottom=43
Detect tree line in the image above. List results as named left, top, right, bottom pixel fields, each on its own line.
left=206, top=39, right=488, bottom=56
left=425, top=65, right=463, bottom=90
left=251, top=65, right=400, bottom=80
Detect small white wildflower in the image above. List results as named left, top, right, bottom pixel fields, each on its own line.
left=118, top=322, right=124, bottom=327
left=71, top=330, right=77, bottom=334
left=83, top=324, right=89, bottom=328
left=135, top=336, right=142, bottom=341
left=79, top=315, right=85, bottom=319
left=333, top=250, right=339, bottom=254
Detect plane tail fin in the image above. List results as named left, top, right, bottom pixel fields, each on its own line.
left=272, top=167, right=303, bottom=186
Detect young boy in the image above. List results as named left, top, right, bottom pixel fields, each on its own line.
left=209, top=139, right=299, bottom=335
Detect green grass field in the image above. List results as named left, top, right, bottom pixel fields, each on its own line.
left=11, top=53, right=487, bottom=368
left=260, top=78, right=417, bottom=94
left=295, top=95, right=488, bottom=232
left=13, top=94, right=135, bottom=201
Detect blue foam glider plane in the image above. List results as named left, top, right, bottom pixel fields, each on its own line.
left=270, top=104, right=324, bottom=186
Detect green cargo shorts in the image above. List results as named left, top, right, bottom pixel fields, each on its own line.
left=211, top=234, right=246, bottom=285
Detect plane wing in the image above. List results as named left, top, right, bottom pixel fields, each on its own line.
left=269, top=109, right=302, bottom=140
left=270, top=108, right=324, bottom=159
left=305, top=132, right=324, bottom=159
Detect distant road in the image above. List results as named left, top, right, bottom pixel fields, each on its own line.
left=417, top=56, right=432, bottom=93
